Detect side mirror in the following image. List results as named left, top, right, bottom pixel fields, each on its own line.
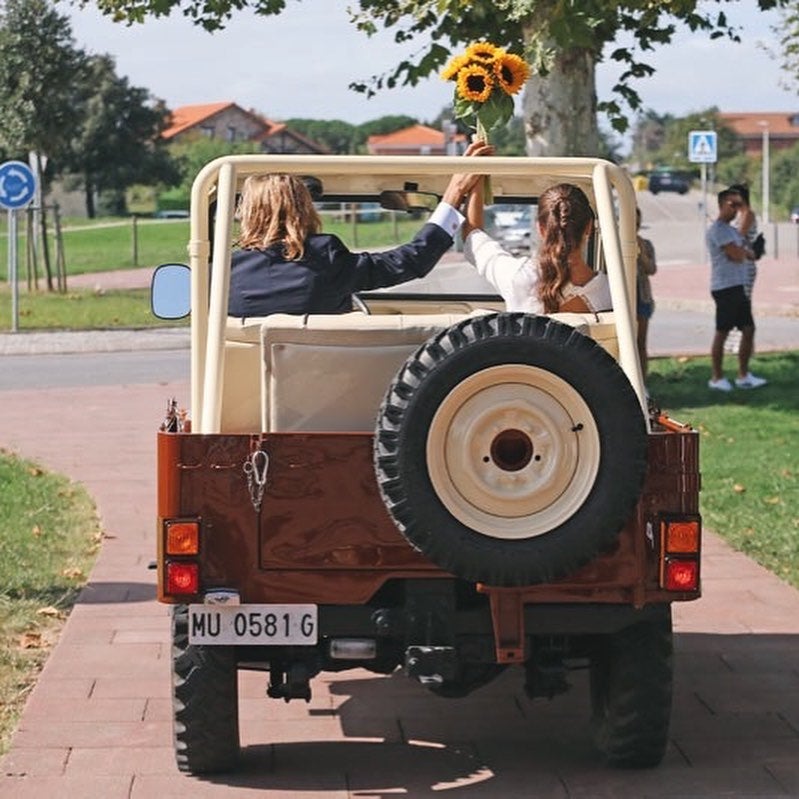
left=151, top=263, right=191, bottom=319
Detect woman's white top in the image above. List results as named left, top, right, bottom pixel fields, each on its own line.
left=464, top=229, right=612, bottom=313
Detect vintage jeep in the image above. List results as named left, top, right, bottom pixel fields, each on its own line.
left=151, top=153, right=701, bottom=775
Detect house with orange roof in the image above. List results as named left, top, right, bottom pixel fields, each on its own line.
left=366, top=123, right=467, bottom=155
left=162, top=102, right=329, bottom=154
left=718, top=111, right=799, bottom=156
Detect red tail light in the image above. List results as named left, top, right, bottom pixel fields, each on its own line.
left=664, top=558, right=699, bottom=591
left=166, top=561, right=199, bottom=595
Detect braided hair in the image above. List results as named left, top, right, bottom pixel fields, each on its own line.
left=536, top=183, right=594, bottom=313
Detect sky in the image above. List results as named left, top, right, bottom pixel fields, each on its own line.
left=63, top=0, right=795, bottom=131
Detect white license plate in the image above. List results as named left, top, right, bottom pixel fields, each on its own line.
left=188, top=604, right=317, bottom=645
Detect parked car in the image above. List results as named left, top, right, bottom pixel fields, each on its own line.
left=648, top=170, right=690, bottom=195
left=485, top=203, right=534, bottom=253
left=790, top=206, right=799, bottom=223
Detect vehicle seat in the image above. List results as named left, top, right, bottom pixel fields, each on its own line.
left=261, top=312, right=480, bottom=432
left=548, top=311, right=618, bottom=359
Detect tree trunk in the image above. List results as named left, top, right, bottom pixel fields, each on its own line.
left=521, top=40, right=599, bottom=157
left=34, top=154, right=54, bottom=292
left=85, top=177, right=96, bottom=219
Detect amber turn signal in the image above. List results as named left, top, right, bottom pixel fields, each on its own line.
left=662, top=519, right=700, bottom=554
left=165, top=520, right=200, bottom=555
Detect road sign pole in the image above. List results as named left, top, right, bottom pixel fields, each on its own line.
left=700, top=164, right=708, bottom=264
left=688, top=131, right=717, bottom=268
left=9, top=209, right=19, bottom=332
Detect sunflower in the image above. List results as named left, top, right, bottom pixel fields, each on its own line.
left=494, top=52, right=530, bottom=96
left=456, top=63, right=493, bottom=104
left=466, top=41, right=501, bottom=63
left=440, top=53, right=469, bottom=81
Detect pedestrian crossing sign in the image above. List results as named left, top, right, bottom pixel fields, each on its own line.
left=688, top=130, right=717, bottom=163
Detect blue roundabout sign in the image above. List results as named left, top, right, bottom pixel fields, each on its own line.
left=0, top=160, right=37, bottom=210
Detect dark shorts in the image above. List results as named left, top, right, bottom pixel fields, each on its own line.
left=637, top=300, right=654, bottom=320
left=711, top=285, right=755, bottom=332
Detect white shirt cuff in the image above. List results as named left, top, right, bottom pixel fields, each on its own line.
left=429, top=202, right=465, bottom=237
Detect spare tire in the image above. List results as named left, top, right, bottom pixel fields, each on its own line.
left=374, top=312, right=647, bottom=586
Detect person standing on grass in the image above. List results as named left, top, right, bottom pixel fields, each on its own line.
left=635, top=207, right=657, bottom=382
left=706, top=188, right=767, bottom=392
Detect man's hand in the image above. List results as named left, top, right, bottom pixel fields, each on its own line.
left=442, top=141, right=495, bottom=207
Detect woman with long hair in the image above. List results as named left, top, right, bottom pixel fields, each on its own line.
left=460, top=162, right=611, bottom=314
left=228, top=142, right=491, bottom=318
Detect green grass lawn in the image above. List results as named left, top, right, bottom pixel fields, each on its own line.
left=0, top=286, right=186, bottom=330
left=0, top=450, right=100, bottom=755
left=648, top=351, right=799, bottom=587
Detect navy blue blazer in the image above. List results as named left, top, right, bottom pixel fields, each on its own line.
left=228, top=222, right=453, bottom=318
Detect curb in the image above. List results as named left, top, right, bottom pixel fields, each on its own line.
left=0, top=327, right=190, bottom=356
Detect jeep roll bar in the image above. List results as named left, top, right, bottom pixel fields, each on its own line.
left=184, top=155, right=644, bottom=433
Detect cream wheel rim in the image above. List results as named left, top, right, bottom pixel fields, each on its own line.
left=425, top=364, right=601, bottom=540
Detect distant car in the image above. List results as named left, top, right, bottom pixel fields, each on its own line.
left=790, top=206, right=799, bottom=223
left=648, top=171, right=690, bottom=195
left=155, top=209, right=189, bottom=219
left=485, top=204, right=534, bottom=253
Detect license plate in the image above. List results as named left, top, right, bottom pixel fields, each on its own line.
left=188, top=604, right=317, bottom=645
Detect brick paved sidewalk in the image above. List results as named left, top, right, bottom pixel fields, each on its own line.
left=1, top=379, right=799, bottom=797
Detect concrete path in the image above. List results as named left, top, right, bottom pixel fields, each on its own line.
left=1, top=256, right=798, bottom=797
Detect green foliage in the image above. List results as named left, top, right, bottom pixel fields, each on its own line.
left=83, top=1, right=789, bottom=149
left=281, top=118, right=359, bottom=154
left=165, top=136, right=261, bottom=207
left=768, top=1, right=799, bottom=94
left=771, top=140, right=799, bottom=214
left=0, top=286, right=183, bottom=330
left=649, top=351, right=799, bottom=589
left=65, top=54, right=180, bottom=217
left=485, top=115, right=527, bottom=155
left=0, top=0, right=85, bottom=166
left=631, top=108, right=743, bottom=171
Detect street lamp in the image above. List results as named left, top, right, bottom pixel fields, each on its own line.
left=758, top=120, right=770, bottom=226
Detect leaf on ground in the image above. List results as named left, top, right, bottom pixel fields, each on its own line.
left=18, top=632, right=42, bottom=650
left=36, top=606, right=62, bottom=618
left=61, top=567, right=84, bottom=580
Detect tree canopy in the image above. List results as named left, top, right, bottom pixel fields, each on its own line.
left=67, top=54, right=180, bottom=216
left=85, top=0, right=787, bottom=136
left=0, top=0, right=85, bottom=163
left=0, top=0, right=179, bottom=218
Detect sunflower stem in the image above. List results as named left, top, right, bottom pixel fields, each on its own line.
left=475, top=119, right=494, bottom=205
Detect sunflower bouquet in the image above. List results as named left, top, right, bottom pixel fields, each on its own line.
left=441, top=41, right=530, bottom=144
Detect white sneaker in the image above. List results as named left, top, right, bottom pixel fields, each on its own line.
left=708, top=377, right=733, bottom=392
left=735, top=373, right=767, bottom=389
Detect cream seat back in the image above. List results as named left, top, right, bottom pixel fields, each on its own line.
left=548, top=311, right=618, bottom=359
left=261, top=312, right=479, bottom=432
left=219, top=309, right=619, bottom=434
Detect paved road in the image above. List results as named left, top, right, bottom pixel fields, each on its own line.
left=0, top=253, right=798, bottom=797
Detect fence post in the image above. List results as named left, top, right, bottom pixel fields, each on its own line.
left=132, top=214, right=139, bottom=267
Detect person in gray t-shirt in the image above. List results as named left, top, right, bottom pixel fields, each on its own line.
left=705, top=188, right=766, bottom=391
